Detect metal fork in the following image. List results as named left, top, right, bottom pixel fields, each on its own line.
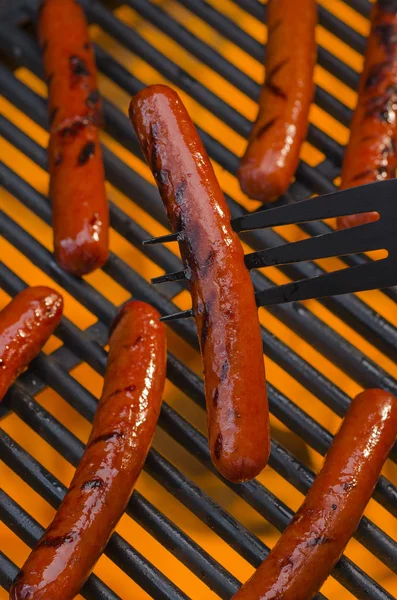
left=143, top=179, right=397, bottom=321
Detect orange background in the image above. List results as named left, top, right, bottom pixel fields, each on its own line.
left=0, top=1, right=396, bottom=598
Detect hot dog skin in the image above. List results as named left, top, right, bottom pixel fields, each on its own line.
left=38, top=0, right=109, bottom=275
left=232, top=388, right=397, bottom=600
left=338, top=1, right=397, bottom=229
left=238, top=0, right=317, bottom=202
left=0, top=286, right=63, bottom=402
left=130, top=85, right=269, bottom=483
left=10, top=300, right=166, bottom=600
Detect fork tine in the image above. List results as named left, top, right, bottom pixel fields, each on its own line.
left=143, top=232, right=180, bottom=246
left=160, top=308, right=194, bottom=322
left=232, top=179, right=397, bottom=233
left=151, top=270, right=185, bottom=284
left=245, top=221, right=383, bottom=270
left=255, top=260, right=390, bottom=307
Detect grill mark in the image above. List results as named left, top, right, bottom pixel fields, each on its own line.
left=212, top=389, right=219, bottom=408
left=59, top=119, right=87, bottom=138
left=204, top=250, right=216, bottom=272
left=70, top=55, right=90, bottom=76
left=54, top=153, right=63, bottom=167
left=265, top=82, right=287, bottom=100
left=266, top=59, right=288, bottom=82
left=255, top=117, right=278, bottom=139
left=220, top=359, right=230, bottom=382
left=200, top=305, right=210, bottom=349
left=39, top=533, right=75, bottom=548
left=175, top=180, right=187, bottom=205
left=269, top=18, right=282, bottom=35
left=81, top=477, right=105, bottom=491
left=351, top=169, right=373, bottom=181
left=84, top=41, right=91, bottom=50
left=49, top=107, right=59, bottom=125
left=77, top=141, right=96, bottom=166
left=88, top=431, right=124, bottom=448
left=214, top=433, right=223, bottom=460
left=306, top=536, right=332, bottom=547
left=86, top=89, right=100, bottom=108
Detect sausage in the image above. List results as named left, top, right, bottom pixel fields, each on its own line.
left=10, top=300, right=166, bottom=600
left=0, top=286, right=63, bottom=402
left=338, top=0, right=397, bottom=230
left=238, top=0, right=317, bottom=202
left=38, top=0, right=109, bottom=276
left=232, top=388, right=397, bottom=600
left=130, top=85, right=269, bottom=483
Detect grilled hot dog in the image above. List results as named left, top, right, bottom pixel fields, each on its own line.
left=338, top=1, right=397, bottom=229
left=238, top=0, right=317, bottom=202
left=232, top=389, right=397, bottom=600
left=10, top=301, right=166, bottom=600
left=38, top=0, right=109, bottom=275
left=0, top=286, right=63, bottom=402
left=130, top=85, right=269, bottom=483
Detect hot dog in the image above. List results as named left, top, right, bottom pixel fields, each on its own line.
left=0, top=286, right=63, bottom=402
left=130, top=85, right=269, bottom=483
left=38, top=0, right=109, bottom=275
left=238, top=0, right=317, bottom=202
left=232, top=388, right=397, bottom=600
left=10, top=300, right=166, bottom=600
left=338, top=1, right=397, bottom=230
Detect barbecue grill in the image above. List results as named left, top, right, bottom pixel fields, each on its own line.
left=0, top=0, right=396, bottom=598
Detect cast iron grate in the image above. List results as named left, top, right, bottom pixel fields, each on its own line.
left=0, top=1, right=396, bottom=599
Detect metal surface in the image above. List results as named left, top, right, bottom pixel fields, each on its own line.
left=0, top=1, right=396, bottom=599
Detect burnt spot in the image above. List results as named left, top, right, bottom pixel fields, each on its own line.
left=280, top=556, right=294, bottom=569
left=342, top=481, right=356, bottom=491
left=47, top=73, right=54, bottom=86
left=220, top=359, right=230, bottom=382
left=212, top=389, right=219, bottom=408
left=41, top=40, right=48, bottom=54
left=265, top=82, right=287, bottom=100
left=375, top=23, right=397, bottom=53
left=70, top=55, right=90, bottom=77
left=59, top=119, right=86, bottom=138
left=214, top=433, right=223, bottom=460
left=150, top=142, right=159, bottom=173
left=109, top=305, right=128, bottom=338
left=39, top=533, right=76, bottom=548
left=306, top=536, right=332, bottom=547
left=331, top=504, right=337, bottom=510
left=89, top=213, right=100, bottom=227
left=77, top=141, right=96, bottom=166
left=266, top=59, right=288, bottom=82
left=12, top=570, right=24, bottom=584
left=175, top=180, right=187, bottom=205
left=254, top=117, right=278, bottom=139
left=81, top=477, right=105, bottom=491
left=204, top=250, right=216, bottom=272
left=49, top=107, right=58, bottom=125
left=88, top=431, right=124, bottom=448
left=378, top=0, right=397, bottom=13
left=269, top=18, right=282, bottom=35
left=124, top=384, right=136, bottom=393
left=154, top=168, right=170, bottom=188
left=86, top=89, right=100, bottom=108
left=376, top=166, right=390, bottom=180
left=54, top=153, right=63, bottom=167
left=84, top=41, right=91, bottom=50
left=364, top=64, right=385, bottom=89
left=352, top=169, right=373, bottom=181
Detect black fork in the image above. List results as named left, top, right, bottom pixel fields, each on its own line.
left=143, top=179, right=397, bottom=321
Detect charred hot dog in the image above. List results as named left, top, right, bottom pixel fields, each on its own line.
left=238, top=0, right=317, bottom=202
left=0, top=286, right=63, bottom=402
left=10, top=300, right=166, bottom=600
left=232, top=388, right=397, bottom=600
left=338, top=1, right=397, bottom=229
left=38, top=0, right=109, bottom=275
left=130, top=85, right=269, bottom=483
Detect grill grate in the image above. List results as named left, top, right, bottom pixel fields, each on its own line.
left=0, top=1, right=396, bottom=599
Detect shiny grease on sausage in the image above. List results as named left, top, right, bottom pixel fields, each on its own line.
left=130, top=85, right=269, bottom=483
left=38, top=0, right=109, bottom=275
left=238, top=0, right=317, bottom=202
left=232, top=389, right=397, bottom=600
left=338, top=1, right=397, bottom=229
left=0, top=286, right=63, bottom=402
left=10, top=300, right=166, bottom=600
